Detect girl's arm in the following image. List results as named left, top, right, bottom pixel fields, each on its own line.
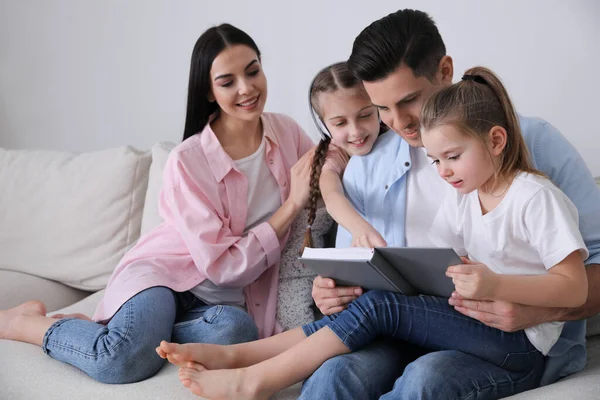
left=447, top=252, right=588, bottom=308
left=448, top=185, right=590, bottom=308
left=492, top=251, right=588, bottom=307
left=320, top=169, right=386, bottom=247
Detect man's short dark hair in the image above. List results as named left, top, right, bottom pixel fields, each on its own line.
left=348, top=9, right=446, bottom=82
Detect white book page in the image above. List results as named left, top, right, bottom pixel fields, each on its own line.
left=300, top=247, right=375, bottom=260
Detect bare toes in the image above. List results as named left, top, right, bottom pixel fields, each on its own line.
left=189, top=381, right=205, bottom=397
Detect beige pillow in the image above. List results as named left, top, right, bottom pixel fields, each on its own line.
left=0, top=146, right=151, bottom=291
left=140, top=142, right=176, bottom=235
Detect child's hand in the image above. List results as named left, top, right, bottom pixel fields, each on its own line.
left=446, top=258, right=498, bottom=300
left=351, top=228, right=387, bottom=248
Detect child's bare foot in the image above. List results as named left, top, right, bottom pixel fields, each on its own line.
left=0, top=301, right=46, bottom=340
left=178, top=362, right=270, bottom=400
left=156, top=341, right=236, bottom=369
left=50, top=313, right=92, bottom=321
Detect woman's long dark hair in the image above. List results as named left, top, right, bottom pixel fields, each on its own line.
left=182, top=24, right=261, bottom=141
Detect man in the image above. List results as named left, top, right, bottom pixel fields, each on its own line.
left=301, top=9, right=600, bottom=399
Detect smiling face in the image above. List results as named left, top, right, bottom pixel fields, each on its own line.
left=317, top=87, right=380, bottom=156
left=362, top=58, right=453, bottom=148
left=209, top=44, right=267, bottom=122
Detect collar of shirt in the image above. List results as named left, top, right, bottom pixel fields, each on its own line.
left=201, top=114, right=279, bottom=183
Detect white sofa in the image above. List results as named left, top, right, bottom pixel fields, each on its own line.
left=1, top=144, right=599, bottom=400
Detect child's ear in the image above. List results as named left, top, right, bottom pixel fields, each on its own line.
left=488, top=126, right=507, bottom=156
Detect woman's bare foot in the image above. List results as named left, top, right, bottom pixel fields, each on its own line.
left=178, top=362, right=271, bottom=400
left=50, top=313, right=92, bottom=321
left=0, top=301, right=46, bottom=340
left=156, top=341, right=236, bottom=369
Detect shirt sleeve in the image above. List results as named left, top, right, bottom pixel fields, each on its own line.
left=523, top=187, right=589, bottom=269
left=163, top=159, right=280, bottom=288
left=428, top=190, right=468, bottom=256
left=527, top=119, right=600, bottom=265
left=335, top=157, right=365, bottom=248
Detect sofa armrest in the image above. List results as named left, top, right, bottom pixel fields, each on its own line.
left=0, top=270, right=90, bottom=312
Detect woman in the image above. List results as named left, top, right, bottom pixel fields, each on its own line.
left=0, top=23, right=315, bottom=384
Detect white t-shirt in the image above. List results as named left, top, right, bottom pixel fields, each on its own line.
left=190, top=136, right=281, bottom=306
left=429, top=172, right=589, bottom=355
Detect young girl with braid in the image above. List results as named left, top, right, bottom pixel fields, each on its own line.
left=275, top=61, right=387, bottom=331
left=157, top=66, right=588, bottom=400
left=302, top=61, right=388, bottom=250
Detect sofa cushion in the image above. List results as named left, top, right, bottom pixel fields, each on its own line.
left=505, top=335, right=600, bottom=399
left=0, top=289, right=300, bottom=400
left=0, top=270, right=88, bottom=312
left=1, top=287, right=598, bottom=400
left=140, top=142, right=176, bottom=235
left=0, top=146, right=151, bottom=291
left=586, top=176, right=600, bottom=337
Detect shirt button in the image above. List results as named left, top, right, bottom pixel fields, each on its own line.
left=385, top=185, right=389, bottom=190
left=405, top=162, right=410, bottom=167
left=283, top=182, right=287, bottom=187
left=255, top=303, right=261, bottom=307
left=269, top=159, right=274, bottom=165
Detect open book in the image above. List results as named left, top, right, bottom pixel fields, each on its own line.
left=300, top=247, right=461, bottom=298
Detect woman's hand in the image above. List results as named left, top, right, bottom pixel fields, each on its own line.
left=287, top=148, right=314, bottom=210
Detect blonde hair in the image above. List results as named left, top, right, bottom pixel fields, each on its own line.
left=421, top=66, right=541, bottom=180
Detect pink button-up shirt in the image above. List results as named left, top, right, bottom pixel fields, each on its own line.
left=92, top=113, right=314, bottom=338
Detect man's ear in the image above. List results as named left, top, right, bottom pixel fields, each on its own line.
left=488, top=126, right=508, bottom=156
left=437, top=55, right=454, bottom=85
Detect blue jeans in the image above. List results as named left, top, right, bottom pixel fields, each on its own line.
left=42, top=286, right=258, bottom=384
left=300, top=290, right=545, bottom=400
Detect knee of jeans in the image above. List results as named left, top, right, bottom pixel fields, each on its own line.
left=394, top=352, right=457, bottom=397
left=356, top=289, right=387, bottom=307
left=210, top=305, right=259, bottom=344
left=301, top=356, right=362, bottom=399
left=310, top=355, right=349, bottom=381
left=88, top=342, right=164, bottom=384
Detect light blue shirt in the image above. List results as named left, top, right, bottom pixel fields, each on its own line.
left=337, top=115, right=600, bottom=385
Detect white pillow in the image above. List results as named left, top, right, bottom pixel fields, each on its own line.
left=0, top=146, right=151, bottom=291
left=140, top=142, right=176, bottom=235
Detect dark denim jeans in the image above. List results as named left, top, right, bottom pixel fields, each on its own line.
left=301, top=290, right=545, bottom=400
